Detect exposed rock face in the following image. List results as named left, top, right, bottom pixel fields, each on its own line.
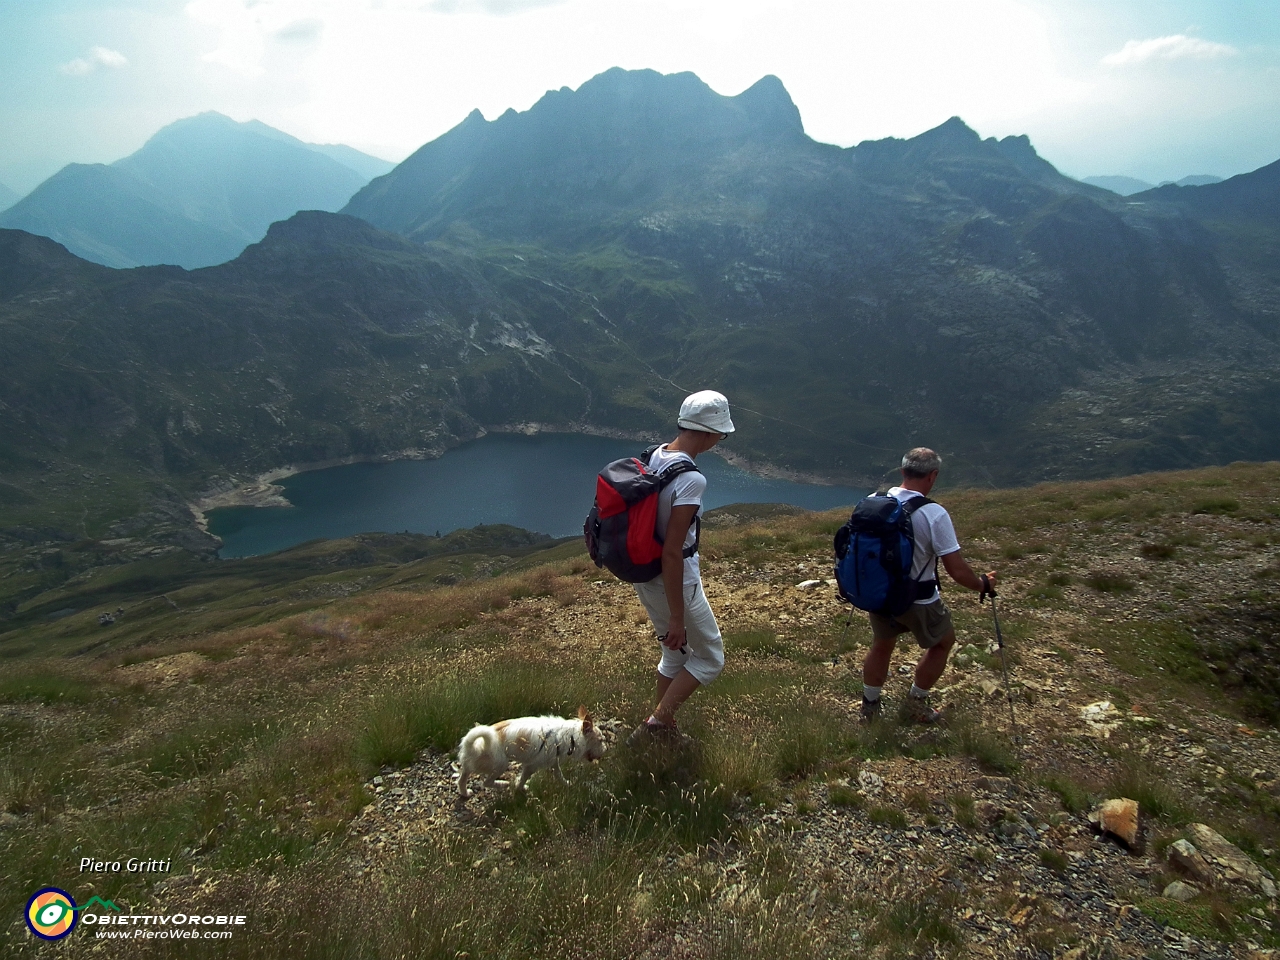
left=1168, top=838, right=1216, bottom=887
left=1187, top=823, right=1278, bottom=898
left=1162, top=880, right=1201, bottom=902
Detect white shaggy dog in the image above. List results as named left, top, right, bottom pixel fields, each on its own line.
left=456, top=706, right=605, bottom=799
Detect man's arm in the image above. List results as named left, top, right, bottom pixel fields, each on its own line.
left=660, top=504, right=699, bottom=650
left=941, top=551, right=998, bottom=593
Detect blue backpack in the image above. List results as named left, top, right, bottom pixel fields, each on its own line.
left=833, top=494, right=936, bottom=616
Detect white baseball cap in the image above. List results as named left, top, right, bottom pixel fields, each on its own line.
left=678, top=390, right=735, bottom=434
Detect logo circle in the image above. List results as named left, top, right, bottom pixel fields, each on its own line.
left=26, top=888, right=78, bottom=941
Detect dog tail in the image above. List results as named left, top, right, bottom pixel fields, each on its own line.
left=458, top=724, right=503, bottom=765
left=457, top=724, right=504, bottom=800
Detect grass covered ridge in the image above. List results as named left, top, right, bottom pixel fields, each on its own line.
left=1, top=461, right=1279, bottom=956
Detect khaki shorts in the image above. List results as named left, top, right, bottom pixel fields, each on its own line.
left=869, top=598, right=954, bottom=650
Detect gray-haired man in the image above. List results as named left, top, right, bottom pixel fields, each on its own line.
left=860, top=447, right=998, bottom=723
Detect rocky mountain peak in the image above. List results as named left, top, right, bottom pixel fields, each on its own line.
left=731, top=73, right=805, bottom=139
left=246, top=210, right=419, bottom=259
left=920, top=115, right=982, bottom=145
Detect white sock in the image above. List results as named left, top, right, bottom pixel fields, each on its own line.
left=863, top=685, right=882, bottom=702
left=910, top=684, right=930, bottom=699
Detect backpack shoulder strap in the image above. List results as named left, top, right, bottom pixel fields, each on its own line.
left=641, top=445, right=702, bottom=557
left=899, top=496, right=940, bottom=587
left=642, top=445, right=701, bottom=485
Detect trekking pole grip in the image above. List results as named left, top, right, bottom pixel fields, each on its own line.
left=979, top=573, right=996, bottom=602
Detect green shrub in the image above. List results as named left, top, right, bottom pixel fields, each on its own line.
left=356, top=659, right=597, bottom=771
left=1084, top=571, right=1136, bottom=593
left=945, top=718, right=1019, bottom=775
left=868, top=804, right=908, bottom=829
left=1107, top=762, right=1193, bottom=824
left=1041, top=772, right=1092, bottom=814
left=0, top=666, right=102, bottom=704
left=1038, top=848, right=1069, bottom=873
left=865, top=887, right=961, bottom=952
left=951, top=792, right=978, bottom=828
left=1192, top=498, right=1239, bottom=516
left=725, top=628, right=792, bottom=659
left=828, top=783, right=863, bottom=808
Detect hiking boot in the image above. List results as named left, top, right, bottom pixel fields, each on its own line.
left=859, top=695, right=882, bottom=724
left=900, top=694, right=944, bottom=725
left=626, top=719, right=690, bottom=748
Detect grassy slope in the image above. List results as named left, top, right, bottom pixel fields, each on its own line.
left=2, top=464, right=1279, bottom=957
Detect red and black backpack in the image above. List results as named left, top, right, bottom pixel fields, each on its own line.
left=584, top=445, right=700, bottom=583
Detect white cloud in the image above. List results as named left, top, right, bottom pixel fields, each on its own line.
left=275, top=18, right=324, bottom=43
left=1102, top=34, right=1237, bottom=67
left=59, top=46, right=129, bottom=76
left=427, top=0, right=571, bottom=14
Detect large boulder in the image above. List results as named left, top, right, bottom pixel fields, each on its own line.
left=1186, top=823, right=1277, bottom=899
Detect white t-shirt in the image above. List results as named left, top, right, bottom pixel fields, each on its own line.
left=887, top=486, right=961, bottom=604
left=646, top=444, right=707, bottom=586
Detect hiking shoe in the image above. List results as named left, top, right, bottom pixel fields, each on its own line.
left=900, top=695, right=944, bottom=725
left=859, top=696, right=882, bottom=724
left=626, top=719, right=690, bottom=748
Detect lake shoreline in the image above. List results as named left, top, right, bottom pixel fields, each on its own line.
left=188, top=422, right=866, bottom=533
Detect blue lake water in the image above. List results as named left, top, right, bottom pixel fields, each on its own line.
left=207, top=433, right=864, bottom=558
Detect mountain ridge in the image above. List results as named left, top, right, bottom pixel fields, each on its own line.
left=0, top=113, right=390, bottom=269
left=1, top=68, right=1279, bottom=565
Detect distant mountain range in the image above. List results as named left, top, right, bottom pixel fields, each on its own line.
left=1, top=68, right=1278, bottom=556
left=0, top=181, right=17, bottom=213
left=1081, top=174, right=1224, bottom=196
left=0, top=113, right=393, bottom=269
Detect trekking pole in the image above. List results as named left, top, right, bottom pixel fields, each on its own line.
left=980, top=578, right=1019, bottom=744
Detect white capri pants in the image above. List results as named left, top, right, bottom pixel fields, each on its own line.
left=633, top=578, right=725, bottom=685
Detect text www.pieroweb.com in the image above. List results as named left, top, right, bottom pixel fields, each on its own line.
left=96, top=928, right=234, bottom=940
left=85, top=913, right=246, bottom=940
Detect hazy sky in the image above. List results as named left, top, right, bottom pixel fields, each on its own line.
left=1, top=0, right=1277, bottom=195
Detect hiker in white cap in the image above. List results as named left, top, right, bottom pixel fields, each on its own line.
left=628, top=390, right=735, bottom=746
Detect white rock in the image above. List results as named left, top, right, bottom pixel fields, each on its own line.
left=857, top=770, right=884, bottom=796
left=1162, top=881, right=1200, bottom=902
left=796, top=579, right=823, bottom=591
left=1080, top=700, right=1122, bottom=738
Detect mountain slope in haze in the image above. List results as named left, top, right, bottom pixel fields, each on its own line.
left=302, top=142, right=396, bottom=181
left=1134, top=159, right=1280, bottom=221
left=0, top=181, right=17, bottom=213
left=1081, top=175, right=1154, bottom=195
left=0, top=113, right=388, bottom=269
left=1082, top=175, right=1223, bottom=196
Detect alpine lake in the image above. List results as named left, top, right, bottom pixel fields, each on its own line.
left=207, top=433, right=865, bottom=558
